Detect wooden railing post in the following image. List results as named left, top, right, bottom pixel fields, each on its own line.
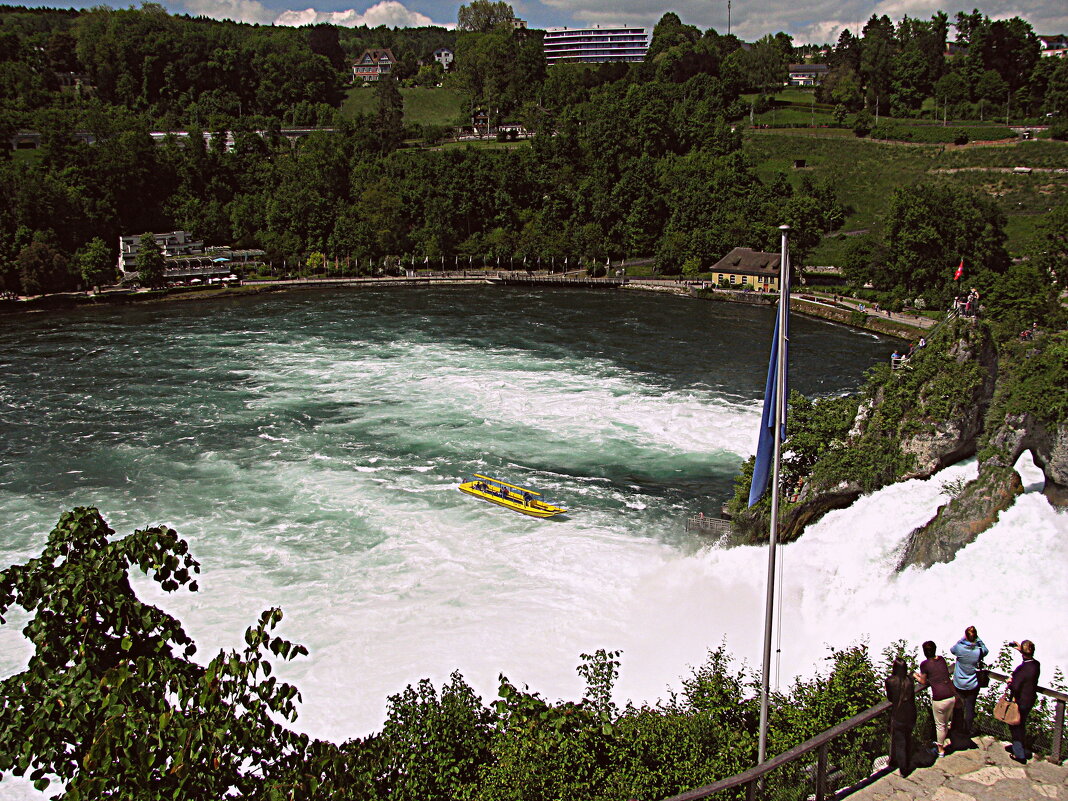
left=745, top=779, right=757, bottom=801
left=815, top=742, right=829, bottom=801
left=1053, top=699, right=1065, bottom=764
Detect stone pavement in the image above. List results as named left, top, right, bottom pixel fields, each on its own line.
left=848, top=736, right=1068, bottom=800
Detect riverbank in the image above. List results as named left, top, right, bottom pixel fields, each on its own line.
left=620, top=281, right=929, bottom=339
left=0, top=273, right=928, bottom=339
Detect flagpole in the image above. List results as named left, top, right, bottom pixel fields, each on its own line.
left=757, top=224, right=790, bottom=766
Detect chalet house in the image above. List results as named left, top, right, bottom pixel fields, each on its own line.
left=787, top=64, right=829, bottom=86
left=709, top=247, right=781, bottom=292
left=352, top=48, right=396, bottom=83
left=433, top=47, right=454, bottom=70
left=1038, top=35, right=1068, bottom=57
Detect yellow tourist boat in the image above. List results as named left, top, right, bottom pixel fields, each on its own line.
left=458, top=474, right=567, bottom=518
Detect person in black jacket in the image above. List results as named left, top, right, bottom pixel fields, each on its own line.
left=885, top=658, right=917, bottom=774
left=1006, top=640, right=1041, bottom=763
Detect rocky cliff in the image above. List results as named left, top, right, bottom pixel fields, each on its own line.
left=730, top=320, right=1067, bottom=562
left=897, top=342, right=1068, bottom=570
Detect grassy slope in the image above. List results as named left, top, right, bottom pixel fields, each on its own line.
left=342, top=86, right=465, bottom=127
left=743, top=130, right=1068, bottom=263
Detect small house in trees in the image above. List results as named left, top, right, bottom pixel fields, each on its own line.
left=787, top=64, right=829, bottom=86
left=433, top=48, right=454, bottom=70
left=352, top=48, right=397, bottom=83
left=1037, top=35, right=1068, bottom=57
left=709, top=248, right=781, bottom=292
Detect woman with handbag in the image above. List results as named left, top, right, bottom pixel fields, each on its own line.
left=1005, top=640, right=1041, bottom=763
left=950, top=625, right=988, bottom=739
left=916, top=641, right=955, bottom=757
left=885, top=658, right=917, bottom=774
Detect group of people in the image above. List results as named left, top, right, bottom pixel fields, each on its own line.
left=951, top=288, right=981, bottom=318
left=884, top=627, right=1041, bottom=775
left=890, top=338, right=925, bottom=369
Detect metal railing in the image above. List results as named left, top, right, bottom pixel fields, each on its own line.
left=659, top=670, right=1067, bottom=801
left=661, top=701, right=890, bottom=801
left=686, top=515, right=732, bottom=536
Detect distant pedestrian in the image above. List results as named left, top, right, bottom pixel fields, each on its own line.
left=916, top=641, right=956, bottom=757
left=1005, top=640, right=1040, bottom=763
left=885, top=658, right=917, bottom=774
left=951, top=625, right=989, bottom=740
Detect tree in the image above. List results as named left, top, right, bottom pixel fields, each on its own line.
left=135, top=232, right=166, bottom=288
left=1027, top=202, right=1068, bottom=289
left=860, top=15, right=896, bottom=114
left=74, top=237, right=116, bottom=289
left=457, top=0, right=514, bottom=33
left=881, top=183, right=1008, bottom=302
left=374, top=76, right=405, bottom=154
left=934, top=71, right=968, bottom=118
left=0, top=508, right=313, bottom=799
left=16, top=239, right=73, bottom=295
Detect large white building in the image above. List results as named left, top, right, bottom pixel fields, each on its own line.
left=542, top=26, right=651, bottom=66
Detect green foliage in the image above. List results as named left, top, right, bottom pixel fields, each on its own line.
left=982, top=330, right=1068, bottom=430
left=781, top=391, right=861, bottom=488
left=16, top=238, right=75, bottom=295
left=868, top=182, right=1008, bottom=305
left=380, top=672, right=494, bottom=800
left=853, top=109, right=874, bottom=137
left=74, top=236, right=115, bottom=288
left=135, top=232, right=165, bottom=289
left=806, top=319, right=995, bottom=492
left=457, top=0, right=514, bottom=33
left=0, top=508, right=311, bottom=799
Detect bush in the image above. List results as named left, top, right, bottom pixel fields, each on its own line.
left=852, top=110, right=874, bottom=138
left=953, top=128, right=969, bottom=145
left=1051, top=120, right=1068, bottom=142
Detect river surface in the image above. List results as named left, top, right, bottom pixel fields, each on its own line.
left=0, top=287, right=1064, bottom=786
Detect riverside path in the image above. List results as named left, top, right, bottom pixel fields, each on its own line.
left=850, top=736, right=1068, bottom=800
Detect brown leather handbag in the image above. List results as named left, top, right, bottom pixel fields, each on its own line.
left=994, top=693, right=1021, bottom=726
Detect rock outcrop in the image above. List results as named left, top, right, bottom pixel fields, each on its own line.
left=897, top=414, right=1068, bottom=570
left=729, top=321, right=1066, bottom=561
left=896, top=464, right=1023, bottom=570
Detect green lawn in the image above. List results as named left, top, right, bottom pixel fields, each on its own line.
left=745, top=129, right=1068, bottom=263
left=429, top=139, right=531, bottom=151
left=342, top=86, right=465, bottom=127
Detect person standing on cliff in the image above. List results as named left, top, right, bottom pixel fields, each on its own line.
left=951, top=625, right=988, bottom=740
left=1005, top=640, right=1040, bottom=763
left=885, top=658, right=917, bottom=774
left=916, top=641, right=956, bottom=757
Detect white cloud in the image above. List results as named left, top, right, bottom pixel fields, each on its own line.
left=179, top=0, right=442, bottom=28
left=273, top=0, right=436, bottom=27
left=181, top=0, right=276, bottom=24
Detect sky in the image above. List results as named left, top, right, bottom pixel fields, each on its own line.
left=21, top=0, right=1068, bottom=44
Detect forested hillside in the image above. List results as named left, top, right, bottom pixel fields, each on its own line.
left=0, top=2, right=1065, bottom=307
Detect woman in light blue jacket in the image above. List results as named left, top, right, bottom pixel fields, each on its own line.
left=950, top=625, right=989, bottom=739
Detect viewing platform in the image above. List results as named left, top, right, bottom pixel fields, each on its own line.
left=851, top=736, right=1068, bottom=801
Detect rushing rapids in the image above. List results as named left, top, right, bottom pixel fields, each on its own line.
left=0, top=287, right=1063, bottom=801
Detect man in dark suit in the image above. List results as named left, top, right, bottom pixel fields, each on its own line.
left=1006, top=640, right=1040, bottom=763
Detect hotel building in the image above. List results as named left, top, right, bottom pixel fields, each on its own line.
left=542, top=26, right=651, bottom=66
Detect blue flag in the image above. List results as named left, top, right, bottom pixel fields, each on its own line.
left=748, top=300, right=789, bottom=507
